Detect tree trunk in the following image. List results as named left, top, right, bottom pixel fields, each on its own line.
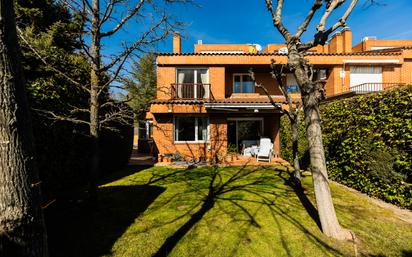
left=291, top=115, right=301, bottom=181
left=0, top=0, right=48, bottom=255
left=89, top=0, right=101, bottom=201
left=288, top=46, right=351, bottom=240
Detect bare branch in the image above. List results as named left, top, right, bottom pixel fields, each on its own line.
left=59, top=0, right=92, bottom=15
left=265, top=0, right=292, bottom=41
left=81, top=0, right=93, bottom=12
left=317, top=0, right=345, bottom=32
left=295, top=0, right=323, bottom=37
left=268, top=60, right=301, bottom=121
left=99, top=105, right=133, bottom=126
left=101, top=0, right=117, bottom=25
left=33, top=108, right=91, bottom=125
left=298, top=0, right=358, bottom=51
left=100, top=96, right=132, bottom=109
left=101, top=0, right=145, bottom=37
left=101, top=14, right=170, bottom=72
left=248, top=68, right=282, bottom=112
left=326, top=0, right=358, bottom=33
left=69, top=106, right=91, bottom=114
left=98, top=49, right=131, bottom=95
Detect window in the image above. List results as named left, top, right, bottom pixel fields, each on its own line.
left=286, top=73, right=300, bottom=93
left=176, top=68, right=209, bottom=98
left=138, top=120, right=153, bottom=140
left=349, top=66, right=382, bottom=91
left=233, top=74, right=254, bottom=93
left=174, top=116, right=209, bottom=142
left=317, top=69, right=327, bottom=80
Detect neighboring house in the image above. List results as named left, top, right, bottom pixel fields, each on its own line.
left=143, top=28, right=412, bottom=162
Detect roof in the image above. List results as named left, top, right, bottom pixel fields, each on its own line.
left=151, top=96, right=291, bottom=105
left=151, top=99, right=206, bottom=104
left=156, top=51, right=402, bottom=57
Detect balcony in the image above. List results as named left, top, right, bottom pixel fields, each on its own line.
left=171, top=83, right=212, bottom=100
left=323, top=83, right=406, bottom=103
left=350, top=83, right=405, bottom=93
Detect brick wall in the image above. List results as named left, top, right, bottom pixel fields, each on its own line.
left=157, top=66, right=175, bottom=99
left=151, top=113, right=281, bottom=162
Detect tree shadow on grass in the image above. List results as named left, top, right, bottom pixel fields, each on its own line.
left=149, top=165, right=344, bottom=257
left=274, top=167, right=322, bottom=230
left=98, top=164, right=153, bottom=186
left=45, top=184, right=165, bottom=257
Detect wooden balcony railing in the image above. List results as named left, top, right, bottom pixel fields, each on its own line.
left=350, top=83, right=406, bottom=93
left=171, top=83, right=212, bottom=99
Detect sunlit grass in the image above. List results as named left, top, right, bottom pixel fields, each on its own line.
left=96, top=166, right=412, bottom=257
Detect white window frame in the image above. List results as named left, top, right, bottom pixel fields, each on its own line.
left=233, top=73, right=255, bottom=93
left=138, top=120, right=153, bottom=140
left=176, top=67, right=209, bottom=98
left=173, top=116, right=210, bottom=143
left=146, top=120, right=153, bottom=140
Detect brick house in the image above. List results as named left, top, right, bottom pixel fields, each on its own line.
left=141, top=28, right=412, bottom=163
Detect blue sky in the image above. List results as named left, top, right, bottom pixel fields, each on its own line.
left=151, top=0, right=412, bottom=53
left=106, top=0, right=412, bottom=95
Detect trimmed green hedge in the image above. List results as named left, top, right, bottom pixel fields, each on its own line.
left=280, top=85, right=412, bottom=208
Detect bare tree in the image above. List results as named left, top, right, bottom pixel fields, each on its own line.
left=250, top=64, right=303, bottom=182
left=18, top=0, right=188, bottom=200
left=264, top=0, right=359, bottom=240
left=0, top=0, right=48, bottom=255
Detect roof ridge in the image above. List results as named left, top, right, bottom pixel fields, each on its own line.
left=156, top=51, right=402, bottom=56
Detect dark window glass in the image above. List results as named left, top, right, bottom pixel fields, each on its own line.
left=234, top=75, right=241, bottom=93
left=138, top=120, right=147, bottom=139
left=233, top=74, right=254, bottom=93
left=176, top=117, right=195, bottom=141
left=175, top=117, right=208, bottom=141
left=197, top=117, right=207, bottom=141
left=242, top=75, right=254, bottom=93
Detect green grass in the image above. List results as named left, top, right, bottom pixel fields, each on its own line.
left=48, top=165, right=412, bottom=257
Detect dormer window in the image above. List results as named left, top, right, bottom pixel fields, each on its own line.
left=233, top=73, right=254, bottom=93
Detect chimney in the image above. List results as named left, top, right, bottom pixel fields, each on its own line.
left=173, top=32, right=181, bottom=54
left=328, top=32, right=343, bottom=53
left=341, top=27, right=352, bottom=53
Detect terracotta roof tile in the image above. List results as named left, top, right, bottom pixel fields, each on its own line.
left=156, top=51, right=402, bottom=57
left=151, top=99, right=206, bottom=104
left=151, top=96, right=293, bottom=105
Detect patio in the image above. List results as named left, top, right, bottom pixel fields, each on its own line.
left=221, top=155, right=290, bottom=167
left=154, top=154, right=290, bottom=169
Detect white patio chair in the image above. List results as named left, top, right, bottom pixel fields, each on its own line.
left=256, top=138, right=273, bottom=162
left=242, top=140, right=259, bottom=156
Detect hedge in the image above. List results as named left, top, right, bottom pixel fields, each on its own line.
left=33, top=111, right=133, bottom=199
left=280, top=85, right=412, bottom=208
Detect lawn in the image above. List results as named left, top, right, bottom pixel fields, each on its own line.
left=46, top=165, right=412, bottom=257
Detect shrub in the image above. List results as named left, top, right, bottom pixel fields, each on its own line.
left=322, top=85, right=412, bottom=208
left=280, top=85, right=412, bottom=208
left=279, top=115, right=310, bottom=170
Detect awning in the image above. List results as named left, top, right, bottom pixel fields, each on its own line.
left=204, top=102, right=281, bottom=109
